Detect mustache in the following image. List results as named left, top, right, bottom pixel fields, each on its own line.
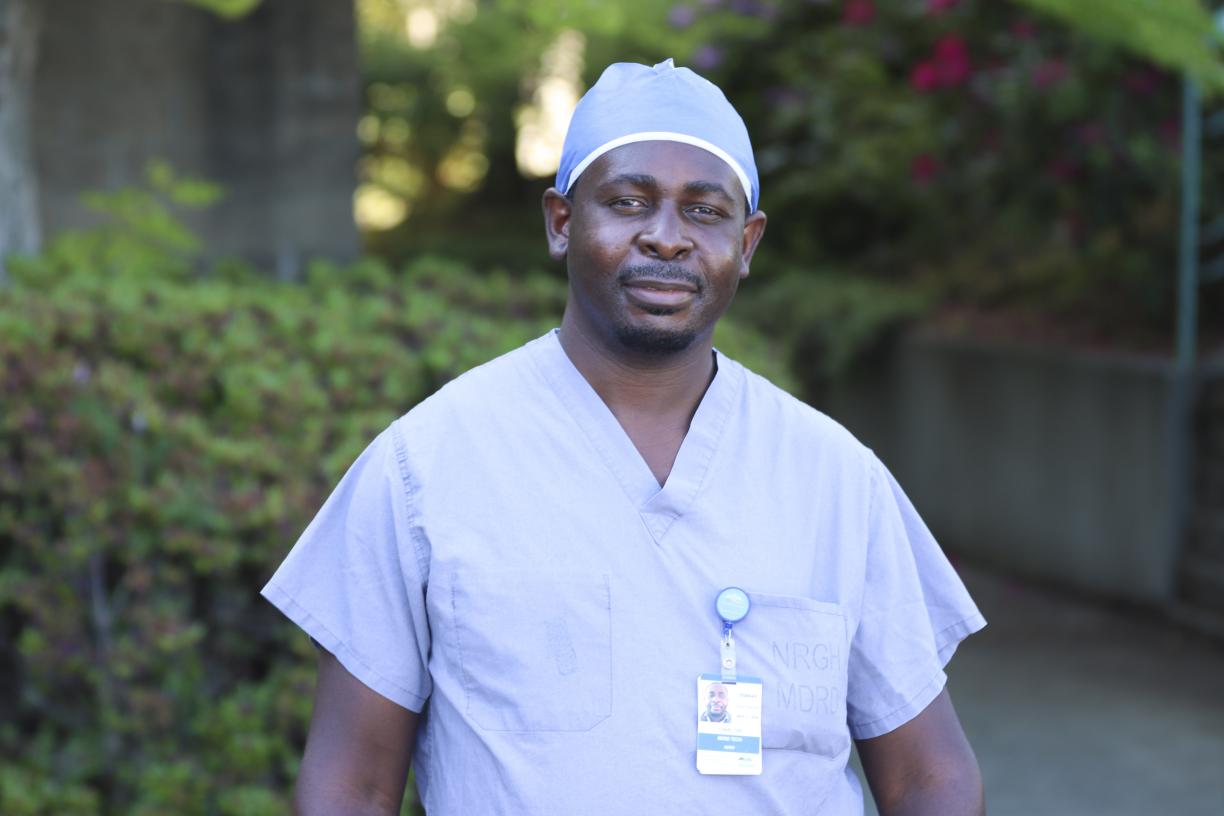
left=617, top=264, right=702, bottom=291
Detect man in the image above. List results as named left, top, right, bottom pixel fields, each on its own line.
left=701, top=682, right=732, bottom=723
left=264, top=59, right=986, bottom=815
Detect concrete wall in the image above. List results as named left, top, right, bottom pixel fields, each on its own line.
left=822, top=331, right=1180, bottom=604
left=1183, top=364, right=1224, bottom=618
left=33, top=0, right=359, bottom=276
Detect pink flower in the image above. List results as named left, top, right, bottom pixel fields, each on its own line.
left=842, top=0, right=875, bottom=26
left=668, top=5, right=697, bottom=28
left=910, top=35, right=972, bottom=92
left=925, top=0, right=959, bottom=14
left=910, top=61, right=940, bottom=92
left=933, top=34, right=971, bottom=86
left=1033, top=59, right=1069, bottom=88
left=692, top=45, right=725, bottom=71
left=910, top=154, right=939, bottom=183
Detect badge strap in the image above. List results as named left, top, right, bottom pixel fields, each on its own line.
left=714, top=587, right=750, bottom=684
left=720, top=628, right=737, bottom=683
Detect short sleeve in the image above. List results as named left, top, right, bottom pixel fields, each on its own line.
left=261, top=424, right=431, bottom=712
left=846, top=456, right=986, bottom=740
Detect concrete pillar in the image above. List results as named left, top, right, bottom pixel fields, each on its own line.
left=33, top=0, right=360, bottom=274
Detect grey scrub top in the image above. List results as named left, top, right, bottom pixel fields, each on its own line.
left=263, top=330, right=985, bottom=815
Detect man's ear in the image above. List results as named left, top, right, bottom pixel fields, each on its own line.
left=542, top=188, right=572, bottom=261
left=738, top=209, right=767, bottom=280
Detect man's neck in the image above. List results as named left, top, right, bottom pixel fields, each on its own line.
left=556, top=320, right=715, bottom=421
left=557, top=318, right=716, bottom=486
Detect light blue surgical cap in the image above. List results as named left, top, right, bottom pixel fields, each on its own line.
left=556, top=59, right=760, bottom=212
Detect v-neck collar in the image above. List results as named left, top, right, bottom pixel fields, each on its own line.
left=530, top=330, right=742, bottom=544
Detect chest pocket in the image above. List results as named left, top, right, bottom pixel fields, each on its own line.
left=743, top=592, right=851, bottom=759
left=450, top=569, right=612, bottom=732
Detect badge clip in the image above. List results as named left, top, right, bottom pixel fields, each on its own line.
left=714, top=587, right=750, bottom=683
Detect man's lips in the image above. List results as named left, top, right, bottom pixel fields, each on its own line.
left=622, top=278, right=698, bottom=310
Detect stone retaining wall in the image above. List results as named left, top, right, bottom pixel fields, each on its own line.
left=821, top=331, right=1187, bottom=606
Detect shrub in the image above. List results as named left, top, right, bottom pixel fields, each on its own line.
left=0, top=170, right=792, bottom=814
left=693, top=0, right=1195, bottom=343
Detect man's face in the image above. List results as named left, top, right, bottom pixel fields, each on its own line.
left=706, top=683, right=729, bottom=717
left=544, top=141, right=766, bottom=357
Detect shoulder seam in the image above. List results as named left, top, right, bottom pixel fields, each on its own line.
left=388, top=421, right=431, bottom=584
left=865, top=448, right=881, bottom=525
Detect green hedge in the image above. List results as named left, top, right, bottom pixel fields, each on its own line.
left=0, top=176, right=793, bottom=814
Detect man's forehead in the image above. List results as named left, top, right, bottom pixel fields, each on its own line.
left=583, top=142, right=745, bottom=203
left=594, top=141, right=737, bottom=176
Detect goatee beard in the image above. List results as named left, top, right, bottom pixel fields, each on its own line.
left=614, top=262, right=702, bottom=355
left=614, top=323, right=698, bottom=355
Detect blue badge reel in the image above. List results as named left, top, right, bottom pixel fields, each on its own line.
left=698, top=587, right=762, bottom=775
left=715, top=587, right=750, bottom=630
left=715, top=587, right=751, bottom=681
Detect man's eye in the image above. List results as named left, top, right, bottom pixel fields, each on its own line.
left=610, top=198, right=645, bottom=209
left=688, top=205, right=723, bottom=219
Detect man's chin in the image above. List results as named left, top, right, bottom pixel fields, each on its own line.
left=614, top=322, right=697, bottom=356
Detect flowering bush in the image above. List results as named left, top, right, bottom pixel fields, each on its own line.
left=683, top=0, right=1208, bottom=348
left=354, top=0, right=1222, bottom=365
left=685, top=0, right=1219, bottom=347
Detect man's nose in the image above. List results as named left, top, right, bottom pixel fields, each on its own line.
left=637, top=206, right=692, bottom=260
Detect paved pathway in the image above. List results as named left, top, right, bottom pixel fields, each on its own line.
left=856, top=565, right=1224, bottom=815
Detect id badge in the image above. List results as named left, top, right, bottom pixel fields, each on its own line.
left=696, top=673, right=763, bottom=775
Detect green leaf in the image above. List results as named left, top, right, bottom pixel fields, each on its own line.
left=159, top=0, right=263, bottom=19
left=1014, top=0, right=1224, bottom=91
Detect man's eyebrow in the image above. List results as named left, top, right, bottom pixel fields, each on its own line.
left=598, top=174, right=736, bottom=203
left=599, top=173, right=658, bottom=189
left=682, top=180, right=735, bottom=202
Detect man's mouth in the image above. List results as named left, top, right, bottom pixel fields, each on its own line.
left=622, top=278, right=698, bottom=310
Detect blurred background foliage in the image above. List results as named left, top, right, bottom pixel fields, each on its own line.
left=0, top=166, right=789, bottom=815
left=354, top=0, right=1223, bottom=382
left=3, top=0, right=1224, bottom=813
left=160, top=0, right=265, bottom=18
